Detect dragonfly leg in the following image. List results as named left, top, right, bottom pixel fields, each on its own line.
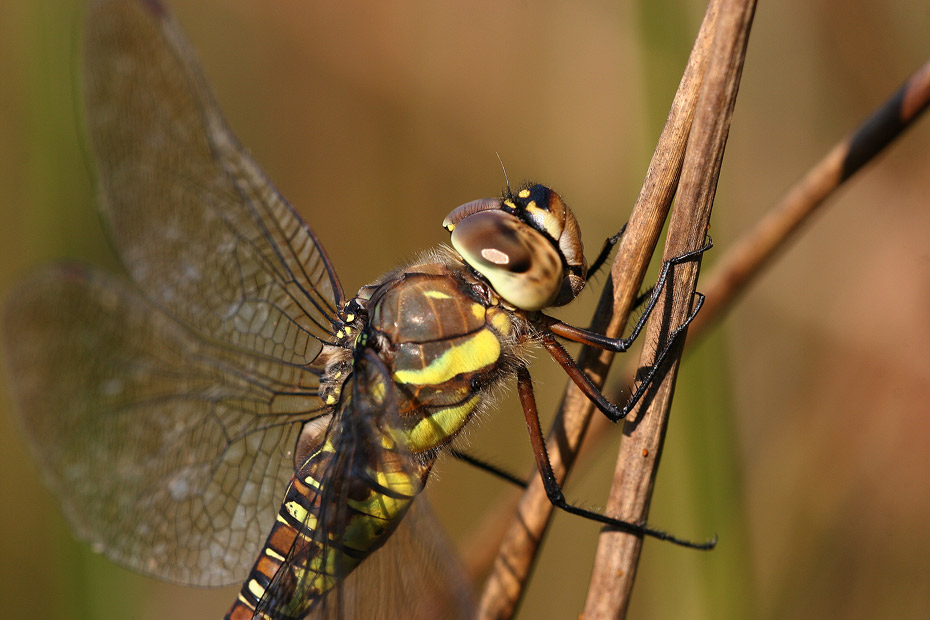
left=632, top=284, right=655, bottom=311
left=585, top=223, right=627, bottom=278
left=539, top=332, right=625, bottom=420
left=547, top=236, right=712, bottom=352
left=450, top=449, right=528, bottom=488
left=539, top=290, right=705, bottom=422
left=515, top=364, right=715, bottom=549
left=539, top=236, right=712, bottom=420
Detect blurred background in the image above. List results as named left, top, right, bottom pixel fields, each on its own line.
left=1, top=0, right=929, bottom=618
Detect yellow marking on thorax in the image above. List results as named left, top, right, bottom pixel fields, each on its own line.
left=264, top=547, right=286, bottom=562
left=380, top=432, right=398, bottom=451
left=302, top=438, right=337, bottom=475
left=345, top=465, right=420, bottom=517
left=402, top=394, right=482, bottom=453
left=424, top=290, right=452, bottom=300
left=488, top=307, right=512, bottom=336
left=393, top=328, right=500, bottom=386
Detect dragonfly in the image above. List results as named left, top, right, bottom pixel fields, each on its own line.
left=3, top=0, right=713, bottom=618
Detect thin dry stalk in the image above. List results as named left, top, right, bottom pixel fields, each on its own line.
left=582, top=0, right=756, bottom=617
left=475, top=2, right=723, bottom=618
left=572, top=53, right=930, bottom=501
left=689, top=56, right=930, bottom=336
left=464, top=41, right=930, bottom=620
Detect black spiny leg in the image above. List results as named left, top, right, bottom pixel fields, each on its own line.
left=450, top=449, right=528, bottom=488
left=514, top=364, right=715, bottom=549
left=539, top=236, right=712, bottom=421
left=586, top=225, right=626, bottom=278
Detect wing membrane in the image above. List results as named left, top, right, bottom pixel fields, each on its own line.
left=3, top=265, right=328, bottom=586
left=309, top=498, right=476, bottom=620
left=84, top=0, right=343, bottom=366
left=253, top=354, right=473, bottom=619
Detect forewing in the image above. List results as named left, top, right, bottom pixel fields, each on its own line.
left=3, top=265, right=329, bottom=586
left=84, top=0, right=343, bottom=365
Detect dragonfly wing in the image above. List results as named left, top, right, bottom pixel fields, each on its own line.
left=3, top=264, right=329, bottom=586
left=85, top=0, right=343, bottom=366
left=250, top=353, right=473, bottom=620
left=314, top=497, right=475, bottom=620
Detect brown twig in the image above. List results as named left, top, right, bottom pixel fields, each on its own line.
left=475, top=2, right=723, bottom=618
left=581, top=0, right=756, bottom=617
left=575, top=53, right=930, bottom=503
left=464, top=41, right=930, bottom=620
left=689, top=55, right=930, bottom=336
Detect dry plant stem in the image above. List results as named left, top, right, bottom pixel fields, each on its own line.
left=462, top=52, right=930, bottom=599
left=575, top=53, right=930, bottom=495
left=551, top=52, right=930, bottom=533
left=475, top=3, right=723, bottom=618
left=463, top=491, right=521, bottom=581
left=689, top=55, right=930, bottom=336
left=582, top=0, right=756, bottom=617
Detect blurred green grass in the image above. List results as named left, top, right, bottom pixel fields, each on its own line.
left=1, top=1, right=929, bottom=619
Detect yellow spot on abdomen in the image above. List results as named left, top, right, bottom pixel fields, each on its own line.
left=285, top=500, right=307, bottom=522
left=248, top=579, right=266, bottom=599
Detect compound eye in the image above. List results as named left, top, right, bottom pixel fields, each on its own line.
left=449, top=209, right=563, bottom=311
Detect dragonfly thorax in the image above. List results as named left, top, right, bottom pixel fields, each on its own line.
left=340, top=253, right=527, bottom=456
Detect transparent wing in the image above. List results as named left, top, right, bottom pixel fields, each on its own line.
left=84, top=0, right=344, bottom=365
left=314, top=498, right=475, bottom=620
left=257, top=355, right=474, bottom=620
left=5, top=0, right=353, bottom=592
left=3, top=264, right=329, bottom=586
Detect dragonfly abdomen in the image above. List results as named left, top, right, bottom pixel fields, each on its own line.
left=227, top=409, right=428, bottom=620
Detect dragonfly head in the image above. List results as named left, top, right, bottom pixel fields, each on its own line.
left=443, top=184, right=586, bottom=310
